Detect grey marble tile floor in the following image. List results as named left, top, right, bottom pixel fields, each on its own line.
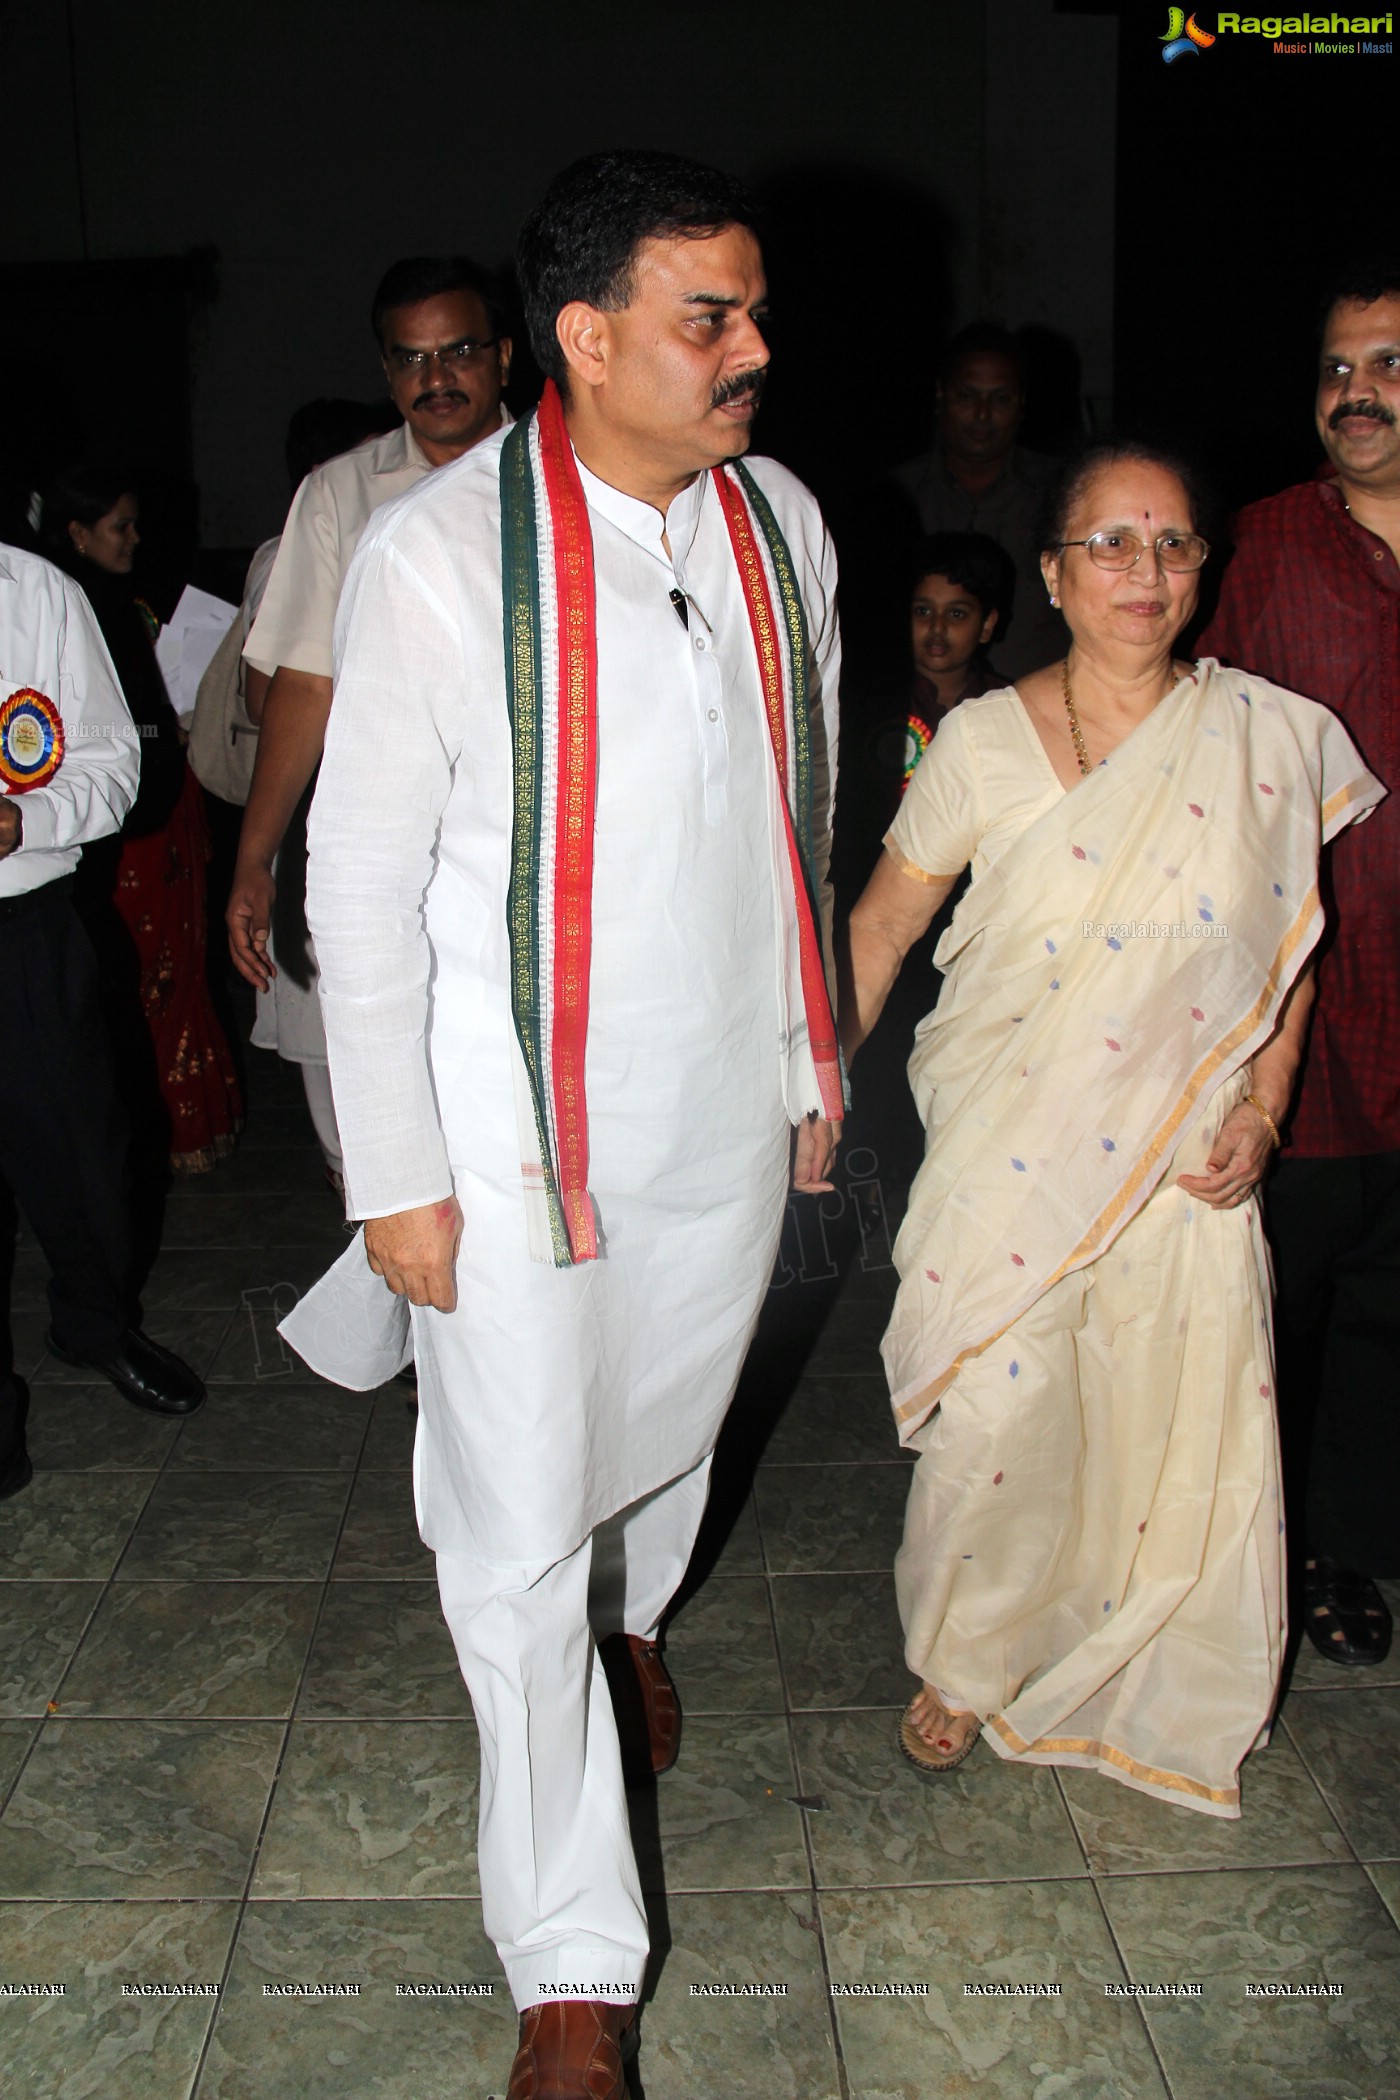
left=2, top=1049, right=1399, bottom=2098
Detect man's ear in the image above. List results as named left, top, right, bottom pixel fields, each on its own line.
left=555, top=303, right=609, bottom=392
left=979, top=607, right=1000, bottom=646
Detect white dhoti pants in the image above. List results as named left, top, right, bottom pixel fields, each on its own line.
left=435, top=1455, right=712, bottom=2010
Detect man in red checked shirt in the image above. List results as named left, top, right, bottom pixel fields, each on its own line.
left=1200, top=258, right=1400, bottom=1670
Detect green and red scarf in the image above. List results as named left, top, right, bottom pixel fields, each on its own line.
left=501, top=380, right=841, bottom=1266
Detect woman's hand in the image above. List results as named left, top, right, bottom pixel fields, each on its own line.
left=1176, top=1103, right=1276, bottom=1209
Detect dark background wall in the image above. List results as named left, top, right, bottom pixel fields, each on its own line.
left=0, top=0, right=1116, bottom=557
left=0, top=2, right=1391, bottom=570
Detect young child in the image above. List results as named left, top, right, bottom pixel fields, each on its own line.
left=909, top=530, right=1015, bottom=722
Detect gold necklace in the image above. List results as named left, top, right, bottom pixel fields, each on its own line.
left=1060, top=659, right=1180, bottom=777
left=1060, top=659, right=1092, bottom=776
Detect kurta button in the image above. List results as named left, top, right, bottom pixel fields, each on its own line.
left=694, top=635, right=707, bottom=650
left=707, top=708, right=719, bottom=722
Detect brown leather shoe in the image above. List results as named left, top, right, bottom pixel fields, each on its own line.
left=505, top=1999, right=633, bottom=2099
left=599, top=1632, right=681, bottom=1778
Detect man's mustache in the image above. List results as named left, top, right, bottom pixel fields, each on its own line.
left=1330, top=398, right=1396, bottom=430
left=711, top=371, right=767, bottom=410
left=413, top=389, right=469, bottom=411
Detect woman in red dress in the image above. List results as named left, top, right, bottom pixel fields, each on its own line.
left=42, top=467, right=243, bottom=1175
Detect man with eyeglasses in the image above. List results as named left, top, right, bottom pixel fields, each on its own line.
left=227, top=257, right=512, bottom=1180
left=1201, top=258, right=1400, bottom=1674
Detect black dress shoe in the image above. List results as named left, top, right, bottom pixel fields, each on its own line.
left=1304, top=1555, right=1393, bottom=1666
left=0, top=1378, right=33, bottom=1499
left=46, top=1329, right=206, bottom=1416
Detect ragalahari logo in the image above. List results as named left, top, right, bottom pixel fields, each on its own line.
left=1161, top=7, right=1218, bottom=56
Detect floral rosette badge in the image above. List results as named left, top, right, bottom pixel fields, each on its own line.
left=0, top=687, right=65, bottom=794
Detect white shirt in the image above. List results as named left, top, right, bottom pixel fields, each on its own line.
left=313, top=430, right=839, bottom=1221
left=245, top=414, right=510, bottom=679
left=0, top=546, right=139, bottom=897
left=291, top=428, right=840, bottom=1559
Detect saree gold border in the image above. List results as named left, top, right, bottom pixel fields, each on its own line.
left=887, top=846, right=963, bottom=888
left=988, top=1714, right=1238, bottom=1805
left=893, top=885, right=1321, bottom=1432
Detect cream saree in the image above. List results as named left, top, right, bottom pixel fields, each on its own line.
left=882, top=660, right=1383, bottom=1813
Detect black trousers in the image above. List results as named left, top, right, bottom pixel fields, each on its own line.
left=0, top=880, right=134, bottom=1458
left=1266, top=1149, right=1400, bottom=1579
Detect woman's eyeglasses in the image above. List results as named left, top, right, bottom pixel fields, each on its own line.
left=1058, top=531, right=1209, bottom=572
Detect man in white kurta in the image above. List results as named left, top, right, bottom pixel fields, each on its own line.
left=295, top=153, right=839, bottom=2095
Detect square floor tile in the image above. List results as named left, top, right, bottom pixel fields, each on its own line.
left=58, top=1580, right=320, bottom=1717
left=1284, top=1688, right=1400, bottom=1859
left=0, top=1717, right=283, bottom=1896
left=1099, top=1865, right=1400, bottom=2099
left=252, top=1719, right=479, bottom=1899
left=360, top=1386, right=419, bottom=1470
left=29, top=1312, right=233, bottom=1384
left=771, top=1573, right=911, bottom=1710
left=203, top=1293, right=330, bottom=1383
left=628, top=1714, right=807, bottom=1893
left=662, top=1577, right=785, bottom=1714
left=641, top=1892, right=839, bottom=2099
left=760, top=1373, right=910, bottom=1468
left=298, top=1581, right=470, bottom=1719
left=1282, top=1579, right=1400, bottom=1693
left=0, top=1901, right=237, bottom=2100
left=330, top=1470, right=434, bottom=1580
left=822, top=1881, right=1168, bottom=2099
left=0, top=1473, right=157, bottom=1581
left=755, top=1464, right=908, bottom=1574
left=1368, top=1860, right=1400, bottom=1929
left=199, top=1899, right=514, bottom=2100
left=1059, top=1728, right=1350, bottom=1875
left=803, top=1295, right=890, bottom=1376
left=159, top=1193, right=348, bottom=1254
left=116, top=1470, right=350, bottom=1581
left=23, top=1385, right=179, bottom=1471
left=167, top=1385, right=371, bottom=1470
left=140, top=1246, right=331, bottom=1314
left=0, top=1583, right=103, bottom=1715
left=794, top=1708, right=1085, bottom=1889
left=0, top=1716, right=40, bottom=1798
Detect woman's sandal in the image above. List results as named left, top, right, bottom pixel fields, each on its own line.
left=898, top=1694, right=983, bottom=1775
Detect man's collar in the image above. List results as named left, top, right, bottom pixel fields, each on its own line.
left=374, top=405, right=514, bottom=477
left=573, top=455, right=707, bottom=566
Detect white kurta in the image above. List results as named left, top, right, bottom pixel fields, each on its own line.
left=300, top=430, right=840, bottom=1566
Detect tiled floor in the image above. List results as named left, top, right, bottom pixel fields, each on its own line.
left=3, top=1049, right=1400, bottom=2098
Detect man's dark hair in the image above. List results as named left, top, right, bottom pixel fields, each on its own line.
left=284, top=398, right=389, bottom=489
left=911, top=532, right=1017, bottom=632
left=1036, top=438, right=1218, bottom=556
left=939, top=322, right=1026, bottom=387
left=370, top=257, right=507, bottom=348
left=1319, top=255, right=1400, bottom=329
left=516, top=149, right=759, bottom=385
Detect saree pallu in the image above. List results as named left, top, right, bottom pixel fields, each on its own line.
left=884, top=661, right=1383, bottom=1813
left=109, top=763, right=244, bottom=1174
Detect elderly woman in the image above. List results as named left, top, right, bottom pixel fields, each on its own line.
left=842, top=441, right=1383, bottom=1815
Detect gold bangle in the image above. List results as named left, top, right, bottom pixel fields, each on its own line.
left=1245, top=1092, right=1282, bottom=1150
